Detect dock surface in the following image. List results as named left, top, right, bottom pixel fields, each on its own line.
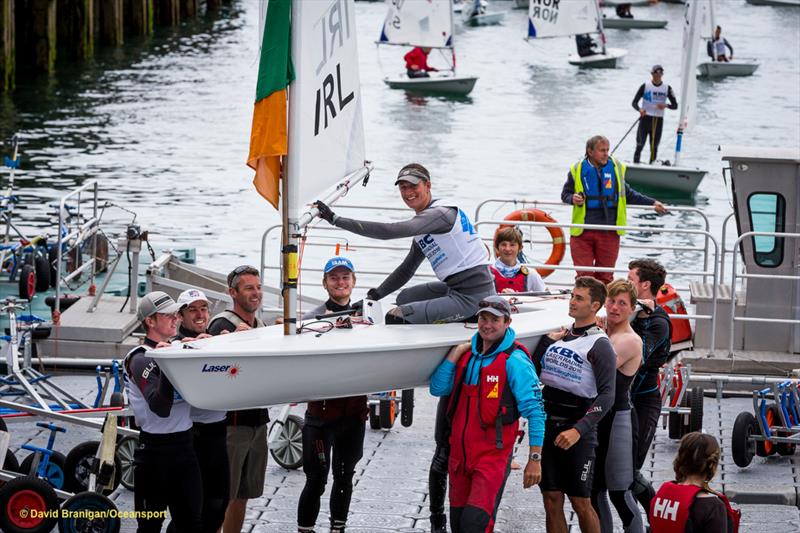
left=4, top=376, right=800, bottom=532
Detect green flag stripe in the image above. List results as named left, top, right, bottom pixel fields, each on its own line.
left=255, top=0, right=295, bottom=102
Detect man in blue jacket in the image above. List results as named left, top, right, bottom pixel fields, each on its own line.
left=430, top=295, right=546, bottom=532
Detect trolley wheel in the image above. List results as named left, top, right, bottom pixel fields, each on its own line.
left=33, top=252, right=50, bottom=293
left=687, top=386, right=704, bottom=433
left=63, top=441, right=121, bottom=495
left=109, top=392, right=124, bottom=408
left=731, top=411, right=758, bottom=467
left=380, top=392, right=397, bottom=430
left=115, top=436, right=138, bottom=491
left=755, top=404, right=780, bottom=457
left=0, top=475, right=59, bottom=533
left=764, top=404, right=797, bottom=456
left=270, top=414, right=304, bottom=470
left=20, top=451, right=67, bottom=490
left=368, top=403, right=381, bottom=430
left=17, top=264, right=36, bottom=301
left=58, top=491, right=121, bottom=533
left=47, top=246, right=58, bottom=288
left=401, top=389, right=415, bottom=428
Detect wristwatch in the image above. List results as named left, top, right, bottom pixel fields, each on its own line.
left=529, top=452, right=542, bottom=462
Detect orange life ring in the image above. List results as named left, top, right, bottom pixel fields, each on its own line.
left=497, top=209, right=565, bottom=278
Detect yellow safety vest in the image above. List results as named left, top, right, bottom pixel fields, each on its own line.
left=569, top=157, right=627, bottom=237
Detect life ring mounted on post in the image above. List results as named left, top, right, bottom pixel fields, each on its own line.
left=498, top=209, right=565, bottom=278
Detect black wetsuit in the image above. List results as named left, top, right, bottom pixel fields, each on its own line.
left=174, top=325, right=230, bottom=533
left=533, top=325, right=616, bottom=498
left=124, top=338, right=202, bottom=532
left=631, top=83, right=678, bottom=164
left=296, top=300, right=368, bottom=533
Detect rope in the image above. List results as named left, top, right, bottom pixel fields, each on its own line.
left=610, top=117, right=641, bottom=156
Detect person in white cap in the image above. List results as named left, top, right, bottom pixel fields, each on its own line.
left=174, top=288, right=229, bottom=533
left=123, top=291, right=202, bottom=532
left=631, top=65, right=678, bottom=164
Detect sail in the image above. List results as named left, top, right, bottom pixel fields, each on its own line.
left=379, top=0, right=453, bottom=48
left=527, top=0, right=598, bottom=39
left=286, top=0, right=366, bottom=222
left=677, top=0, right=702, bottom=135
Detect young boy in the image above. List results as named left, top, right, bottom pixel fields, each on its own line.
left=490, top=227, right=546, bottom=294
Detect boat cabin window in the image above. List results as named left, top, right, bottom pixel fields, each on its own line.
left=747, top=192, right=785, bottom=268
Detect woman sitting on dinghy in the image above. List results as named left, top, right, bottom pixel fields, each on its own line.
left=314, top=163, right=495, bottom=325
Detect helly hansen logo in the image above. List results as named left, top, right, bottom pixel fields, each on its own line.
left=652, top=498, right=680, bottom=521
left=486, top=375, right=499, bottom=383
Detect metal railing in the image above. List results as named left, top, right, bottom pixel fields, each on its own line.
left=728, top=231, right=800, bottom=356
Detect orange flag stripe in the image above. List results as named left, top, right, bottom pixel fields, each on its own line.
left=247, top=89, right=288, bottom=209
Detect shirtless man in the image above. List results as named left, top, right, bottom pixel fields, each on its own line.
left=591, top=279, right=644, bottom=533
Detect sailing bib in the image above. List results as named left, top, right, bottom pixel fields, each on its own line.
left=540, top=329, right=608, bottom=399
left=642, top=80, right=669, bottom=118
left=414, top=199, right=489, bottom=281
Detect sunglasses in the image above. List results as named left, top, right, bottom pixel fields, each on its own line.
left=478, top=300, right=510, bottom=315
left=227, top=265, right=259, bottom=288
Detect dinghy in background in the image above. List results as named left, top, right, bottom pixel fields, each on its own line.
left=602, top=17, right=668, bottom=29
left=696, top=0, right=759, bottom=79
left=379, top=0, right=478, bottom=96
left=462, top=0, right=506, bottom=26
left=527, top=0, right=628, bottom=69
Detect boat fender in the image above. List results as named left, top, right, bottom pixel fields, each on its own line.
left=656, top=283, right=692, bottom=344
left=497, top=209, right=565, bottom=278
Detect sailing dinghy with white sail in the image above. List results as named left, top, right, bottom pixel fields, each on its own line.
left=696, top=0, right=758, bottom=78
left=150, top=0, right=569, bottom=411
left=526, top=0, right=627, bottom=68
left=623, top=0, right=707, bottom=197
left=462, top=0, right=506, bottom=26
left=379, top=0, right=478, bottom=96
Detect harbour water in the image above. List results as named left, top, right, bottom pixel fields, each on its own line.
left=1, top=0, right=799, bottom=291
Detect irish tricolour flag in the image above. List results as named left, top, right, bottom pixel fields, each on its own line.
left=247, top=0, right=294, bottom=209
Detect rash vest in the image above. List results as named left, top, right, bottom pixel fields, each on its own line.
left=124, top=344, right=192, bottom=434
left=650, top=481, right=741, bottom=533
left=414, top=199, right=489, bottom=281
left=642, top=80, right=670, bottom=118
left=539, top=327, right=607, bottom=399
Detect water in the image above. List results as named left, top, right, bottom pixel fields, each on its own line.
left=1, top=0, right=798, bottom=294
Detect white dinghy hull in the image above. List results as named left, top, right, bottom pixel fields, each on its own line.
left=697, top=60, right=759, bottom=78
left=384, top=75, right=478, bottom=95
left=624, top=162, right=707, bottom=196
left=150, top=298, right=569, bottom=410
left=568, top=47, right=627, bottom=68
left=602, top=18, right=668, bottom=29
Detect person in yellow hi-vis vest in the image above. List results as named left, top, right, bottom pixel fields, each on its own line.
left=561, top=135, right=667, bottom=284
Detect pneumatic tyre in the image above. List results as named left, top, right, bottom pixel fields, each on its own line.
left=20, top=451, right=66, bottom=490
left=401, top=389, right=414, bottom=428
left=58, top=491, right=120, bottom=533
left=270, top=414, right=304, bottom=470
left=0, top=475, right=59, bottom=533
left=731, top=411, right=757, bottom=467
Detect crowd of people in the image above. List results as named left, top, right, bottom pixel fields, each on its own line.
left=124, top=154, right=737, bottom=532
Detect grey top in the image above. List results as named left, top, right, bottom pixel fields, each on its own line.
left=333, top=202, right=492, bottom=298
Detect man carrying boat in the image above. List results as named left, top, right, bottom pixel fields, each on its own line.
left=314, top=162, right=495, bottom=325
left=405, top=46, right=438, bottom=79
left=123, top=291, right=202, bottom=532
left=561, top=135, right=667, bottom=284
left=296, top=257, right=368, bottom=533
left=533, top=277, right=616, bottom=533
left=174, top=289, right=229, bottom=533
left=626, top=259, right=673, bottom=516
left=207, top=265, right=269, bottom=533
left=430, top=295, right=546, bottom=532
left=631, top=65, right=678, bottom=164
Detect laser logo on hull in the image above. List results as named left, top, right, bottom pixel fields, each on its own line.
left=201, top=363, right=240, bottom=378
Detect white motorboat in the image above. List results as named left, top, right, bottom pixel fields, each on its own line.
left=151, top=296, right=570, bottom=410
left=378, top=0, right=479, bottom=96
left=697, top=59, right=759, bottom=78
left=568, top=47, right=627, bottom=68
left=621, top=0, right=708, bottom=196
left=526, top=0, right=627, bottom=69
left=623, top=162, right=706, bottom=196
left=462, top=0, right=505, bottom=26
left=383, top=74, right=478, bottom=96
left=602, top=17, right=668, bottom=29
left=746, top=0, right=799, bottom=6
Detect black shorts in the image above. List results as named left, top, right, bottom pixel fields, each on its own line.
left=540, top=419, right=598, bottom=498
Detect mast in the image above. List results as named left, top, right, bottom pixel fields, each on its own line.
left=674, top=0, right=701, bottom=166
left=708, top=0, right=718, bottom=61
left=450, top=0, right=457, bottom=74
left=594, top=0, right=607, bottom=55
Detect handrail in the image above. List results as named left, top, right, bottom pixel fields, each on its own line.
left=55, top=182, right=99, bottom=314
left=729, top=231, right=800, bottom=356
